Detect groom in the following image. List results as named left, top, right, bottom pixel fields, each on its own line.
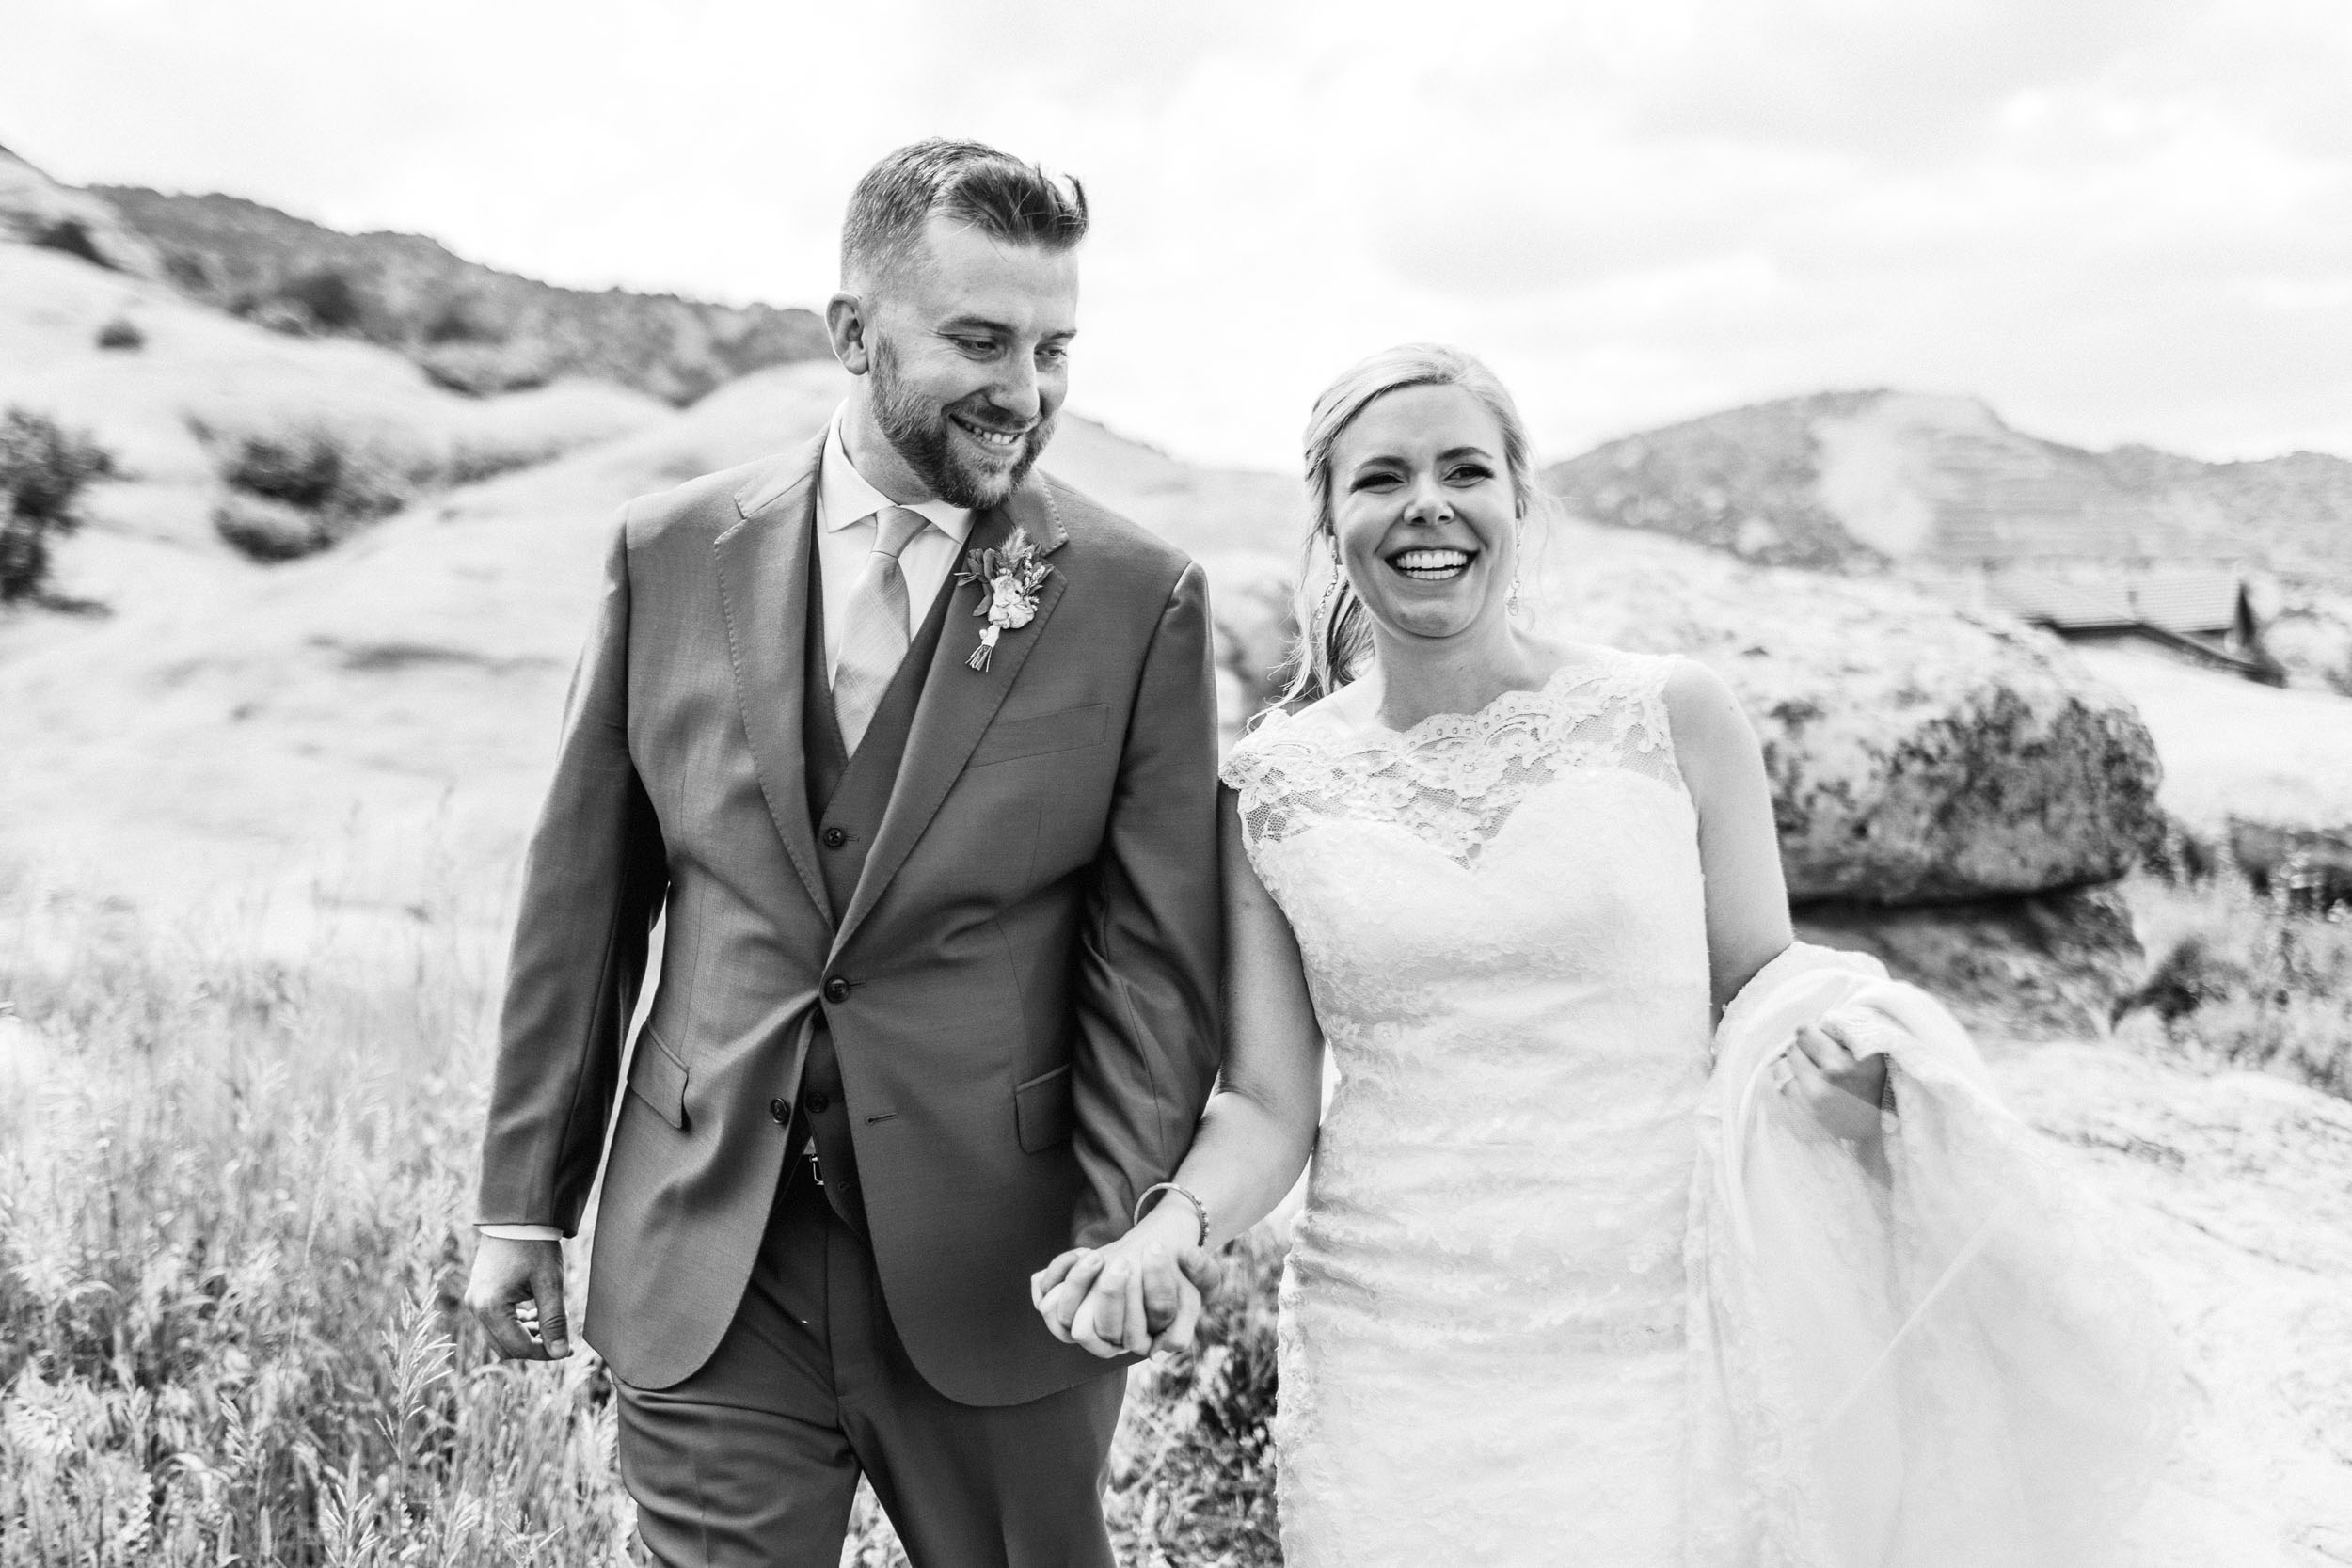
left=465, top=139, right=1224, bottom=1565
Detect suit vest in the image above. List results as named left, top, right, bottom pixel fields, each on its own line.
left=794, top=530, right=957, bottom=1232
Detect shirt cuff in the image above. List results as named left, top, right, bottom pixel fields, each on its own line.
left=477, top=1223, right=564, bottom=1242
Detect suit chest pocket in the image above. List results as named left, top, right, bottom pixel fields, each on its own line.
left=969, top=704, right=1110, bottom=768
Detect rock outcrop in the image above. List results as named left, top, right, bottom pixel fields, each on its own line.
left=1544, top=388, right=2352, bottom=577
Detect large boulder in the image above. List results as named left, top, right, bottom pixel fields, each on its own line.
left=1531, top=523, right=2162, bottom=902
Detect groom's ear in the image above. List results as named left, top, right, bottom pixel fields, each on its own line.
left=827, top=293, right=874, bottom=376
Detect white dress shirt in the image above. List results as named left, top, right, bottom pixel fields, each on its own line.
left=479, top=407, right=975, bottom=1244
left=813, top=406, right=974, bottom=678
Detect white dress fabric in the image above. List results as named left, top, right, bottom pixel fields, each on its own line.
left=1219, top=647, right=2177, bottom=1567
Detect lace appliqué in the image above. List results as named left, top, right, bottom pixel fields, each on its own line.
left=1220, top=649, right=1686, bottom=869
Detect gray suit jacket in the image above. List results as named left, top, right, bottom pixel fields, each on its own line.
left=476, top=435, right=1224, bottom=1402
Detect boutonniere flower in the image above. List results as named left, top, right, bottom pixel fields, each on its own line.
left=956, top=526, right=1053, bottom=672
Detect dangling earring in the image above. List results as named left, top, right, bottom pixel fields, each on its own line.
left=1507, top=516, right=1525, bottom=619
left=1508, top=572, right=1523, bottom=619
left=1317, top=531, right=1343, bottom=625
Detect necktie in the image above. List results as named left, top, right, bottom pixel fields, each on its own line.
left=832, top=505, right=929, bottom=754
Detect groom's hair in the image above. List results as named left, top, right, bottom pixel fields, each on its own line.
left=841, top=139, right=1089, bottom=292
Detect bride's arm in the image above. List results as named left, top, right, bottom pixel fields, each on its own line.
left=1665, top=659, right=1794, bottom=1011
left=1668, top=661, right=1887, bottom=1138
left=1159, top=783, right=1327, bottom=1246
left=1033, top=784, right=1325, bottom=1353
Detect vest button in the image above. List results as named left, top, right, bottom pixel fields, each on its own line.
left=769, top=1098, right=788, bottom=1125
left=823, top=976, right=851, bottom=1005
left=821, top=827, right=849, bottom=849
left=804, top=1089, right=832, bottom=1114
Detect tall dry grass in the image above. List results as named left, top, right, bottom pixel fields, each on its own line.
left=0, top=867, right=1281, bottom=1566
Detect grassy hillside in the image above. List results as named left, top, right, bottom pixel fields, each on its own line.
left=95, top=186, right=830, bottom=404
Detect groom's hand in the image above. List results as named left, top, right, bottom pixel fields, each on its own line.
left=465, top=1235, right=572, bottom=1360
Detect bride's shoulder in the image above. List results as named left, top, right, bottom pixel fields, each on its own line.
left=1651, top=655, right=1763, bottom=789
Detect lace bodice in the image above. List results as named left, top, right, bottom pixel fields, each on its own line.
left=1228, top=651, right=1686, bottom=867
left=1222, top=648, right=1715, bottom=1565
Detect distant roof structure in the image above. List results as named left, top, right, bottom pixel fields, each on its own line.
left=1986, top=569, right=2245, bottom=636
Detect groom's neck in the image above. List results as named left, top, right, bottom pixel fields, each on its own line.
left=838, top=395, right=936, bottom=507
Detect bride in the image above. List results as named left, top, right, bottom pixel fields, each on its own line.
left=1032, top=344, right=2176, bottom=1565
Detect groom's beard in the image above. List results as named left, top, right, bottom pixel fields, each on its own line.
left=870, top=337, right=1054, bottom=511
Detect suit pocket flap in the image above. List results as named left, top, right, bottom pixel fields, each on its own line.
left=970, top=704, right=1110, bottom=768
left=1014, top=1063, right=1074, bottom=1153
left=628, top=1025, right=689, bottom=1130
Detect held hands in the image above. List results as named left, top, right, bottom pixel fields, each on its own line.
left=1031, top=1222, right=1220, bottom=1359
left=464, top=1236, right=573, bottom=1361
left=1776, top=1012, right=1893, bottom=1143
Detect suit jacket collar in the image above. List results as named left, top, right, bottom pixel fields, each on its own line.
left=714, top=435, right=832, bottom=923
left=828, top=472, right=1073, bottom=956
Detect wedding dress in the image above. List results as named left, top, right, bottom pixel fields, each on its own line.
left=1219, top=646, right=2176, bottom=1567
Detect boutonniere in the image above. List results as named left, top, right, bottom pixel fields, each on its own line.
left=955, top=526, right=1053, bottom=672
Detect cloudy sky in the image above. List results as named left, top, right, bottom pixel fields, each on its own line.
left=5, top=0, right=2346, bottom=471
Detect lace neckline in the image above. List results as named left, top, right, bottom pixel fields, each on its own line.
left=1272, top=647, right=1636, bottom=755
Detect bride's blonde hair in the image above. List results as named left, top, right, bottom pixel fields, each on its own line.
left=1280, top=344, right=1536, bottom=705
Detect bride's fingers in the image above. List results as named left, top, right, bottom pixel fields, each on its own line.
left=1040, top=1253, right=1108, bottom=1339
left=1792, top=1024, right=1853, bottom=1076
left=1124, top=1259, right=1152, bottom=1355
left=1152, top=1276, right=1203, bottom=1357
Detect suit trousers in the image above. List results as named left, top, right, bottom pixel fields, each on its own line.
left=612, top=1158, right=1126, bottom=1568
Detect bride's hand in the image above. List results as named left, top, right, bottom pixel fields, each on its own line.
left=1031, top=1233, right=1214, bottom=1358
left=1780, top=1017, right=1889, bottom=1142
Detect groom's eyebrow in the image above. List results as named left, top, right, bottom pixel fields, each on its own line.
left=936, top=314, right=1076, bottom=341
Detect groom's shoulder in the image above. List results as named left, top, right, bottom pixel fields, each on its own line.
left=615, top=447, right=814, bottom=552
left=1032, top=470, right=1193, bottom=595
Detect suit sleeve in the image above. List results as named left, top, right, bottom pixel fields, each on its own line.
left=1068, top=561, right=1226, bottom=1248
left=475, top=513, right=669, bottom=1236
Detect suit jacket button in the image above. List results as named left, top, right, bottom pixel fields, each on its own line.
left=769, top=1098, right=788, bottom=1125
left=804, top=1089, right=831, bottom=1114
left=821, top=827, right=849, bottom=849
left=823, top=976, right=851, bottom=1005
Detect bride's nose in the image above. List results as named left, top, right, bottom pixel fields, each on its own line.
left=1403, top=473, right=1453, bottom=525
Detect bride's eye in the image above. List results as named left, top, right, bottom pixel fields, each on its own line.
left=1448, top=464, right=1493, bottom=484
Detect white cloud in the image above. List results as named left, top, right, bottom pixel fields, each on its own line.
left=2, top=0, right=2345, bottom=469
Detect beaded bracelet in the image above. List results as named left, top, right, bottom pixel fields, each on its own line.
left=1131, top=1181, right=1210, bottom=1249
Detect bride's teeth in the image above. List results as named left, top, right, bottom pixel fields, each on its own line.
left=1391, top=547, right=1472, bottom=578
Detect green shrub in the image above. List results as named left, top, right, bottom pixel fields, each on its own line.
left=2118, top=872, right=2352, bottom=1101
left=30, top=217, right=108, bottom=269
left=278, top=268, right=367, bottom=334
left=94, top=317, right=145, bottom=352
left=211, top=494, right=332, bottom=562
left=207, top=428, right=412, bottom=562
left=0, top=407, right=114, bottom=605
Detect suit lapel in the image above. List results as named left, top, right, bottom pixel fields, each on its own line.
left=831, top=479, right=1072, bottom=958
left=714, top=435, right=833, bottom=925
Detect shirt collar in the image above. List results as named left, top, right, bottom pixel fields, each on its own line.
left=819, top=406, right=974, bottom=543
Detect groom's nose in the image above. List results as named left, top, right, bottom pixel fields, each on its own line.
left=987, top=355, right=1043, bottom=423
